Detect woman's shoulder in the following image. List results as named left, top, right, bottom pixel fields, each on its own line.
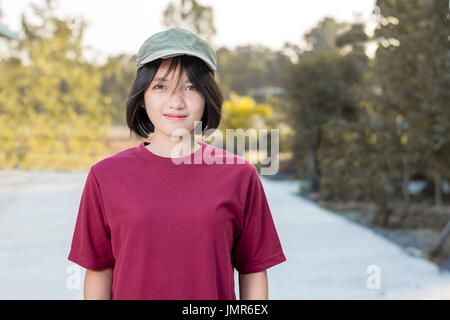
left=202, top=142, right=257, bottom=175
left=90, top=145, right=139, bottom=175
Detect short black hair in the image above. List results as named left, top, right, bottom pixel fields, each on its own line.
left=126, top=55, right=223, bottom=139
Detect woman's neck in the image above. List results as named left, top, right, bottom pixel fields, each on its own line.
left=146, top=135, right=201, bottom=158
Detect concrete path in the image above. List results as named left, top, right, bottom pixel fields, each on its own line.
left=264, top=178, right=450, bottom=299
left=0, top=169, right=449, bottom=299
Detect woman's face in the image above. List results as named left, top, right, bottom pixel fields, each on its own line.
left=142, top=58, right=206, bottom=139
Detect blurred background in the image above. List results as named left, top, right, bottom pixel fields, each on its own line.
left=0, top=0, right=449, bottom=299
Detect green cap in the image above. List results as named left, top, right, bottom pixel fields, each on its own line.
left=136, top=28, right=217, bottom=73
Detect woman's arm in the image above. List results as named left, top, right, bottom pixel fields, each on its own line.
left=84, top=267, right=113, bottom=299
left=238, top=270, right=268, bottom=300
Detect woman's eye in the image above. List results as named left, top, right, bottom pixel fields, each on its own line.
left=153, top=84, right=196, bottom=91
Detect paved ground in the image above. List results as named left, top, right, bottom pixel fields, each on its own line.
left=0, top=169, right=449, bottom=299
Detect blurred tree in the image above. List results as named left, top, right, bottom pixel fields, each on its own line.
left=162, top=0, right=216, bottom=45
left=371, top=0, right=450, bottom=218
left=316, top=0, right=449, bottom=228
left=283, top=17, right=368, bottom=194
left=216, top=45, right=292, bottom=100
left=98, top=54, right=136, bottom=125
left=0, top=0, right=112, bottom=170
left=428, top=219, right=450, bottom=260
left=214, top=45, right=293, bottom=160
left=217, top=92, right=272, bottom=156
left=303, top=17, right=343, bottom=54
left=220, top=92, right=273, bottom=130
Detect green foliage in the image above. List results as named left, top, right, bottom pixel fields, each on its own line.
left=162, top=0, right=216, bottom=45
left=371, top=0, right=450, bottom=179
left=283, top=17, right=369, bottom=191
left=98, top=54, right=136, bottom=125
left=220, top=92, right=273, bottom=130
left=0, top=0, right=112, bottom=170
left=216, top=45, right=292, bottom=99
left=368, top=0, right=450, bottom=208
left=303, top=17, right=344, bottom=53
left=310, top=0, right=449, bottom=225
left=208, top=92, right=278, bottom=161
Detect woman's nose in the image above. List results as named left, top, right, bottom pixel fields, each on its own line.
left=168, top=89, right=185, bottom=108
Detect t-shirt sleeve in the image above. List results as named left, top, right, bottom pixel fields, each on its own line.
left=67, top=166, right=115, bottom=270
left=231, top=165, right=287, bottom=274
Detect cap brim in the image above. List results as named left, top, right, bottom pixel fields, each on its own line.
left=137, top=50, right=216, bottom=73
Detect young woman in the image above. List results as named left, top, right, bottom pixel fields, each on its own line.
left=68, top=28, right=286, bottom=300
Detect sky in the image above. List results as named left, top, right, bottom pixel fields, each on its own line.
left=1, top=0, right=378, bottom=64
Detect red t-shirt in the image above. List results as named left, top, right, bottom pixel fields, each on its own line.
left=68, top=140, right=286, bottom=300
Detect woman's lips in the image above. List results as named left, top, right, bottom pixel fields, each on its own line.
left=164, top=114, right=187, bottom=121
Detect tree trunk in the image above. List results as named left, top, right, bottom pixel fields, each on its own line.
left=434, top=171, right=442, bottom=207
left=372, top=174, right=393, bottom=228
left=429, top=219, right=450, bottom=258
left=397, top=154, right=411, bottom=227
left=15, top=138, right=28, bottom=169
left=372, top=198, right=392, bottom=228
left=306, top=128, right=322, bottom=193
